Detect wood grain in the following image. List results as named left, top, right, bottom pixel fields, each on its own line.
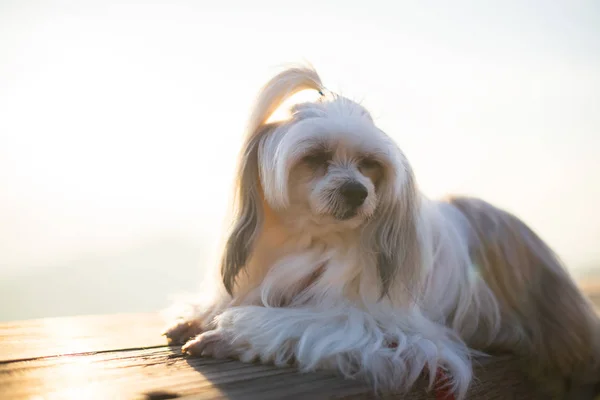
left=0, top=341, right=547, bottom=400
left=1, top=309, right=596, bottom=400
left=0, top=313, right=166, bottom=361
left=0, top=347, right=376, bottom=400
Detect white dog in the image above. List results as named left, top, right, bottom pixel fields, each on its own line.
left=164, top=66, right=600, bottom=399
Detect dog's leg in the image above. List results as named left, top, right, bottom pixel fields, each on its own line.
left=181, top=305, right=473, bottom=399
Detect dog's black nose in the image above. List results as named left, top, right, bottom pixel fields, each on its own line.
left=340, top=181, right=368, bottom=207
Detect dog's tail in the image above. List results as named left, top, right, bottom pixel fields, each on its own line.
left=448, top=196, right=600, bottom=394
left=246, top=64, right=323, bottom=138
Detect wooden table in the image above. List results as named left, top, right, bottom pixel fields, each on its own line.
left=0, top=312, right=590, bottom=400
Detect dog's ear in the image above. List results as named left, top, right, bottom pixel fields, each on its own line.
left=221, top=65, right=324, bottom=295
left=220, top=126, right=271, bottom=295
left=363, top=170, right=422, bottom=299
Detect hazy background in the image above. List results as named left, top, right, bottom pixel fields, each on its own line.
left=1, top=0, right=599, bottom=322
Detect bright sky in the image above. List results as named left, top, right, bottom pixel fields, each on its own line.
left=1, top=0, right=599, bottom=275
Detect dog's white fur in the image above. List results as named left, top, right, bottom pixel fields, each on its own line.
left=164, top=66, right=600, bottom=399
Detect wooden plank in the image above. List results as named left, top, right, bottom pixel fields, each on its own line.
left=0, top=343, right=552, bottom=400
left=0, top=312, right=549, bottom=400
left=1, top=307, right=597, bottom=400
left=0, top=346, right=377, bottom=400
left=0, top=313, right=166, bottom=361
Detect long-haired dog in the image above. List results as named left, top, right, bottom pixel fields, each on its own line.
left=163, top=66, right=600, bottom=399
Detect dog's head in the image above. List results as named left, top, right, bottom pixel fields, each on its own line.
left=260, top=98, right=404, bottom=230
left=221, top=66, right=421, bottom=297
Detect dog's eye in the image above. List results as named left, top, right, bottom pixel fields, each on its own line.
left=304, top=152, right=331, bottom=166
left=359, top=158, right=380, bottom=170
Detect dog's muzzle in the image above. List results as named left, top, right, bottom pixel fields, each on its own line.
left=334, top=181, right=368, bottom=220
left=340, top=181, right=368, bottom=208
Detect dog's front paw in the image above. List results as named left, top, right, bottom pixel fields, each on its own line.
left=182, top=329, right=238, bottom=359
left=162, top=319, right=204, bottom=345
